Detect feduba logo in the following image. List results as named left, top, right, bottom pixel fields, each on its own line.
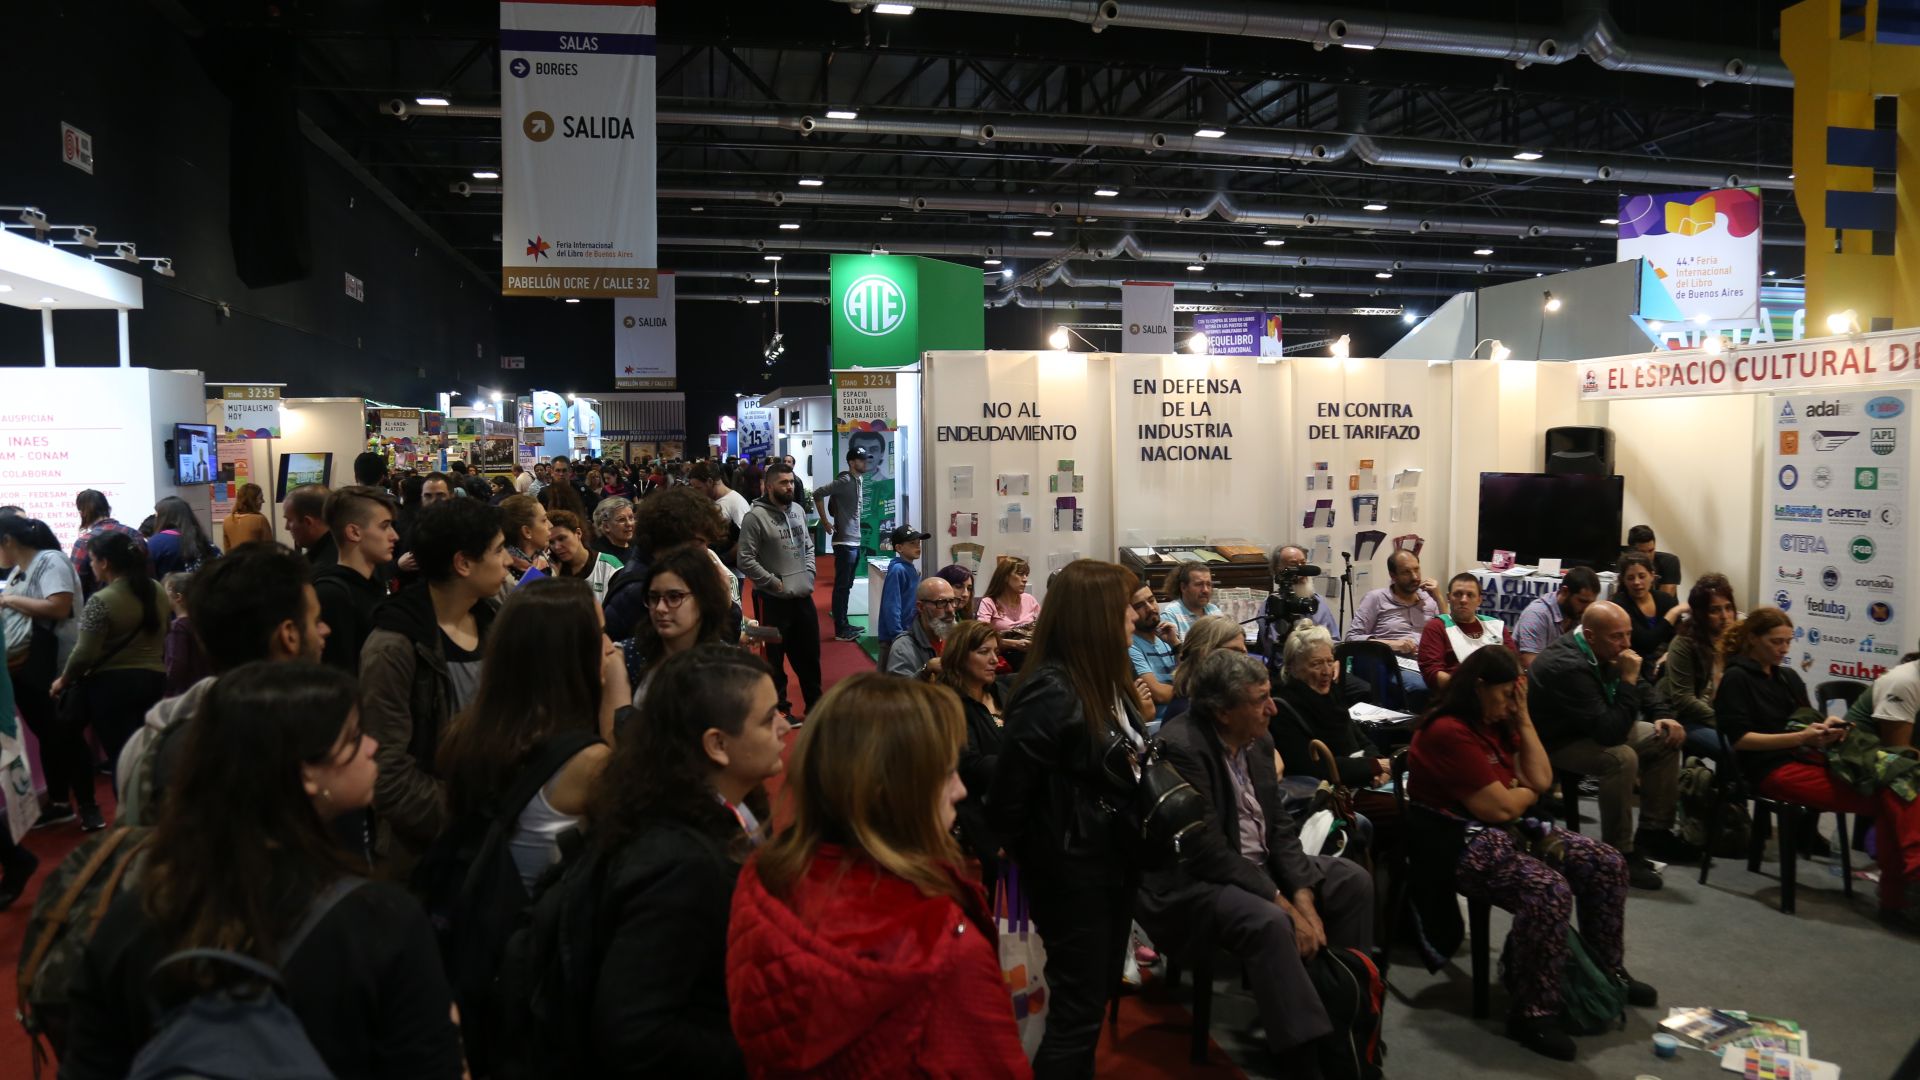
left=1804, top=597, right=1849, bottom=619
left=1779, top=534, right=1827, bottom=554
left=1850, top=535, right=1876, bottom=563
left=843, top=274, right=907, bottom=337
left=1864, top=396, right=1905, bottom=420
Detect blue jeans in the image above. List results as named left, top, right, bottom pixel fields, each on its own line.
left=831, top=543, right=862, bottom=634
left=1682, top=724, right=1725, bottom=761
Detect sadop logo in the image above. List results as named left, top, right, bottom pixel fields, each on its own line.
left=1850, top=536, right=1876, bottom=563
left=1778, top=534, right=1828, bottom=554
left=1864, top=396, right=1905, bottom=420
left=842, top=274, right=908, bottom=337
left=1778, top=464, right=1798, bottom=489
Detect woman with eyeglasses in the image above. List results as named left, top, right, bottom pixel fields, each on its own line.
left=626, top=543, right=735, bottom=705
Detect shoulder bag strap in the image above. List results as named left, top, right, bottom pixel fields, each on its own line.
left=278, top=875, right=367, bottom=967
left=465, top=731, right=602, bottom=894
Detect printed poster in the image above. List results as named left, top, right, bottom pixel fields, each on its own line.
left=1616, top=187, right=1762, bottom=325
left=613, top=271, right=676, bottom=388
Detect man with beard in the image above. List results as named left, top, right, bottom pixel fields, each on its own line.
left=1130, top=580, right=1181, bottom=723
left=1514, top=566, right=1602, bottom=669
left=1269, top=544, right=1340, bottom=642
left=884, top=576, right=958, bottom=678
left=738, top=462, right=821, bottom=715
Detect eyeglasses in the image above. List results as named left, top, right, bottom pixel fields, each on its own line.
left=647, top=589, right=692, bottom=610
left=920, top=597, right=959, bottom=609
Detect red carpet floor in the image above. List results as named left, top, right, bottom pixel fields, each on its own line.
left=1, top=560, right=1238, bottom=1077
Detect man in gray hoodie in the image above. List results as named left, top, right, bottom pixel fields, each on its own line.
left=739, top=461, right=821, bottom=714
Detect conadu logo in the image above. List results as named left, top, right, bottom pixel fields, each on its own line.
left=843, top=274, right=907, bottom=337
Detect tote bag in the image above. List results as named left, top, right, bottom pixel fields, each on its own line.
left=995, top=862, right=1049, bottom=1059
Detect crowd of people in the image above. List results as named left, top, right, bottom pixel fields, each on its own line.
left=2, top=454, right=1917, bottom=1078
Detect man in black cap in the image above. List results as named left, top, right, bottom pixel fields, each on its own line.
left=874, top=524, right=932, bottom=646
left=816, top=444, right=875, bottom=641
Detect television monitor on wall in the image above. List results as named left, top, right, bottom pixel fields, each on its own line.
left=276, top=452, right=333, bottom=502
left=1476, top=472, right=1625, bottom=570
left=172, top=423, right=217, bottom=486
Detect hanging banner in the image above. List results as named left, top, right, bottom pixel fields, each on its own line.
left=1120, top=281, right=1174, bottom=353
left=378, top=408, right=422, bottom=440
left=218, top=385, right=282, bottom=439
left=1616, top=187, right=1762, bottom=325
left=737, top=396, right=775, bottom=461
left=1766, top=389, right=1910, bottom=686
left=613, top=271, right=676, bottom=388
left=500, top=0, right=658, bottom=298
left=1192, top=311, right=1284, bottom=357
left=1576, top=327, right=1920, bottom=400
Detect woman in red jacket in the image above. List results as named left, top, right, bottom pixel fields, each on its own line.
left=727, top=673, right=1031, bottom=1078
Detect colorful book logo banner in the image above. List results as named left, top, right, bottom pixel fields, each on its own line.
left=217, top=385, right=281, bottom=439
left=1616, top=187, right=1762, bottom=325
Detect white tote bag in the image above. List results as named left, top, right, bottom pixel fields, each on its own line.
left=996, top=864, right=1050, bottom=1060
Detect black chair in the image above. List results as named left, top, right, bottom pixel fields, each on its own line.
left=1335, top=640, right=1410, bottom=712
left=1813, top=679, right=1868, bottom=711
left=1387, top=750, right=1497, bottom=1019
left=1697, top=733, right=1852, bottom=914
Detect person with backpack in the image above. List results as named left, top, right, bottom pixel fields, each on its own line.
left=52, top=532, right=171, bottom=783
left=1, top=515, right=90, bottom=830
left=1407, top=645, right=1654, bottom=1062
left=727, top=673, right=1028, bottom=1077
left=61, top=663, right=464, bottom=1079
left=359, top=498, right=511, bottom=877
left=499, top=645, right=784, bottom=1079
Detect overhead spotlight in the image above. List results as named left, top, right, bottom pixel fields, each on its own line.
left=825, top=109, right=859, bottom=120
left=1330, top=335, right=1351, bottom=359
left=1262, top=239, right=1285, bottom=247
left=1403, top=312, right=1418, bottom=324
left=1473, top=247, right=1494, bottom=256
left=1341, top=43, right=1377, bottom=50
left=111, top=242, right=137, bottom=263
left=752, top=277, right=771, bottom=284
left=1374, top=271, right=1393, bottom=280
left=14, top=207, right=48, bottom=232
left=688, top=206, right=705, bottom=212
left=1362, top=203, right=1388, bottom=212
left=870, top=244, right=890, bottom=255
left=472, top=170, right=500, bottom=179
left=1512, top=149, right=1545, bottom=161
left=1000, top=268, right=1013, bottom=278
left=564, top=297, right=581, bottom=304
left=415, top=95, right=451, bottom=107
left=1766, top=268, right=1777, bottom=277
left=1032, top=229, right=1054, bottom=237
left=763, top=254, right=783, bottom=261
left=983, top=258, right=1002, bottom=266
left=796, top=177, right=825, bottom=187
left=71, top=225, right=98, bottom=248
left=764, top=331, right=786, bottom=361
left=1048, top=326, right=1070, bottom=350
left=1490, top=341, right=1511, bottom=361
left=1826, top=309, right=1860, bottom=335
left=1094, top=187, right=1119, bottom=197
left=778, top=222, right=801, bottom=230
left=1542, top=291, right=1561, bottom=313
left=1297, top=291, right=1316, bottom=298
left=1599, top=217, right=1620, bottom=225
left=1186, top=332, right=1209, bottom=354
left=1193, top=127, right=1226, bottom=139
left=39, top=296, right=59, bottom=305
left=144, top=257, right=175, bottom=278
left=490, top=391, right=503, bottom=403
left=1186, top=264, right=1205, bottom=272
left=746, top=298, right=762, bottom=305
left=873, top=1, right=915, bottom=12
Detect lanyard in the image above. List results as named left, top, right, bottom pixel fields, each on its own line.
left=1570, top=629, right=1618, bottom=705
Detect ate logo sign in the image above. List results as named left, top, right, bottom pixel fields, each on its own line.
left=843, top=275, right=908, bottom=337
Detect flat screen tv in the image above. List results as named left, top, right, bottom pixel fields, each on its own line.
left=277, top=452, right=333, bottom=501
left=172, top=423, right=217, bottom=486
left=1476, top=472, right=1625, bottom=570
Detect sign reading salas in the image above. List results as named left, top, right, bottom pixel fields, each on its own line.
left=500, top=0, right=657, bottom=298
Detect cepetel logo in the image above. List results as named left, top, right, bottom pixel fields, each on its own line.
left=842, top=274, right=908, bottom=337
left=1778, top=533, right=1827, bottom=554
left=1824, top=506, right=1873, bottom=524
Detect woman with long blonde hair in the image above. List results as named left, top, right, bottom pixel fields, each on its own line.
left=727, top=674, right=1028, bottom=1076
left=221, top=483, right=272, bottom=550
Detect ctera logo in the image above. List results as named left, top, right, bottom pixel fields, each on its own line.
left=1803, top=597, right=1849, bottom=619
left=1778, top=534, right=1828, bottom=554
left=1829, top=659, right=1889, bottom=680
left=1773, top=590, right=1792, bottom=611
left=1864, top=395, right=1905, bottom=420
left=842, top=274, right=908, bottom=337
left=1849, top=535, right=1876, bottom=563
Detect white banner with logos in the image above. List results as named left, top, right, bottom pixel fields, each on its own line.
left=1577, top=328, right=1920, bottom=400
left=614, top=271, right=675, bottom=388
left=500, top=0, right=657, bottom=298
left=1120, top=281, right=1174, bottom=354
left=1766, top=389, right=1909, bottom=686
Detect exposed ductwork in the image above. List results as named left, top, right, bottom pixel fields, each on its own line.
left=390, top=98, right=1794, bottom=192
left=1032, top=264, right=1461, bottom=296
left=825, top=0, right=1793, bottom=88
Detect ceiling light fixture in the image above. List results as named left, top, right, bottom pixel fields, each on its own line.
left=415, top=95, right=450, bottom=107
left=472, top=170, right=499, bottom=179
left=1374, top=271, right=1393, bottom=279
left=1512, top=149, right=1545, bottom=161
left=1193, top=127, right=1226, bottom=139
left=1473, top=248, right=1495, bottom=256
left=564, top=298, right=581, bottom=304
left=1048, top=326, right=1070, bottom=350
left=1330, top=335, right=1351, bottom=359
left=763, top=254, right=783, bottom=261
left=778, top=222, right=801, bottom=230
left=1403, top=312, right=1418, bottom=323
left=1703, top=334, right=1724, bottom=355
left=1297, top=291, right=1315, bottom=298
left=1341, top=43, right=1376, bottom=50
left=1543, top=291, right=1562, bottom=313
left=1826, top=309, right=1861, bottom=335
left=746, top=299, right=762, bottom=305
left=825, top=109, right=859, bottom=120
left=39, top=296, right=58, bottom=304
left=1362, top=202, right=1388, bottom=212
left=1186, top=264, right=1205, bottom=272
left=796, top=177, right=824, bottom=187
left=1262, top=239, right=1285, bottom=247
left=753, top=277, right=770, bottom=284
left=983, top=258, right=1002, bottom=265
left=1001, top=268, right=1013, bottom=278
left=1186, top=332, right=1209, bottom=354
left=1093, top=187, right=1119, bottom=197
left=1032, top=229, right=1054, bottom=237
left=1599, top=216, right=1620, bottom=225
left=873, top=2, right=916, bottom=13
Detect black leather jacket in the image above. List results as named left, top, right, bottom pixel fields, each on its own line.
left=987, top=662, right=1146, bottom=877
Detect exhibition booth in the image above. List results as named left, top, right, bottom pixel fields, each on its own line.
left=206, top=392, right=372, bottom=546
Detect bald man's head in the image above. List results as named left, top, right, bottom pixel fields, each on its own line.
left=1580, top=600, right=1633, bottom=663
left=916, top=576, right=958, bottom=633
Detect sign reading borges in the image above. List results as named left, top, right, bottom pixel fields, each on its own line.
left=500, top=0, right=657, bottom=298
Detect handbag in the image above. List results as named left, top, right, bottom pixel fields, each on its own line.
left=1099, top=732, right=1210, bottom=868
left=55, top=626, right=143, bottom=729
left=994, top=862, right=1049, bottom=1060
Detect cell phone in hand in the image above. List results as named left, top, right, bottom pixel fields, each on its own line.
left=743, top=625, right=784, bottom=643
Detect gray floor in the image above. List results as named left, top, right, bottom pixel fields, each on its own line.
left=1179, top=821, right=1920, bottom=1079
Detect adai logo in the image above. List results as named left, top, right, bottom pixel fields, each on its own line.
left=1776, top=565, right=1805, bottom=581
left=1813, top=466, right=1833, bottom=489
left=1825, top=506, right=1873, bottom=524
left=1821, top=566, right=1840, bottom=591
left=1802, top=400, right=1852, bottom=418
left=843, top=274, right=907, bottom=337
left=1869, top=601, right=1895, bottom=624
left=1813, top=430, right=1858, bottom=451
left=1871, top=427, right=1896, bottom=456
left=1864, top=395, right=1905, bottom=420
left=1779, top=534, right=1828, bottom=554
left=1773, top=503, right=1821, bottom=522
left=1876, top=503, right=1902, bottom=528
left=1778, top=464, right=1799, bottom=490
left=1855, top=575, right=1896, bottom=592
left=1772, top=590, right=1791, bottom=610
left=1850, top=535, right=1876, bottom=563
left=1803, top=597, right=1849, bottom=620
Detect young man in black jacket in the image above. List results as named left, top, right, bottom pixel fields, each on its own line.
left=312, top=485, right=398, bottom=674
left=1528, top=600, right=1690, bottom=889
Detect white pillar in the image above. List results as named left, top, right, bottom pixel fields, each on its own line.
left=41, top=308, right=55, bottom=366
left=117, top=308, right=131, bottom=367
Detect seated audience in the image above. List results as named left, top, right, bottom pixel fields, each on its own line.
left=438, top=577, right=618, bottom=892
left=876, top=526, right=930, bottom=645
left=53, top=532, right=171, bottom=782
left=934, top=620, right=1010, bottom=898
left=1612, top=551, right=1683, bottom=669
left=1129, top=579, right=1180, bottom=723
left=1267, top=543, right=1339, bottom=643
left=220, top=483, right=273, bottom=551
left=1417, top=572, right=1514, bottom=690
left=1714, top=609, right=1920, bottom=923
left=1347, top=550, right=1442, bottom=695
left=1158, top=562, right=1222, bottom=640
left=1165, top=614, right=1249, bottom=723
left=1656, top=572, right=1739, bottom=758
left=499, top=494, right=553, bottom=583
left=1136, top=650, right=1375, bottom=1075
left=728, top=674, right=1029, bottom=1076
left=70, top=489, right=146, bottom=598
left=148, top=496, right=219, bottom=576
left=1625, top=523, right=1682, bottom=597
left=934, top=563, right=976, bottom=620
left=977, top=555, right=1040, bottom=646
left=1513, top=566, right=1601, bottom=669
left=549, top=509, right=623, bottom=602
left=64, top=663, right=464, bottom=1079
left=1, top=515, right=86, bottom=829
left=284, top=484, right=335, bottom=568
left=117, top=543, right=327, bottom=827
left=359, top=498, right=510, bottom=874
left=1528, top=602, right=1689, bottom=889
left=884, top=575, right=959, bottom=679
left=625, top=543, right=735, bottom=702
left=160, top=571, right=211, bottom=696
left=1273, top=624, right=1391, bottom=792
left=313, top=485, right=398, bottom=673
left=988, top=560, right=1144, bottom=1076
left=1408, top=646, right=1653, bottom=1062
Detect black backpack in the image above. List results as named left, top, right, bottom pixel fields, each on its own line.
left=411, top=731, right=600, bottom=1075
left=1307, top=945, right=1387, bottom=1080
left=126, top=876, right=364, bottom=1080
left=493, top=835, right=608, bottom=1080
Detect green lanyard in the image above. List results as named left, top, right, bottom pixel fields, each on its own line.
left=1570, top=629, right=1618, bottom=705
